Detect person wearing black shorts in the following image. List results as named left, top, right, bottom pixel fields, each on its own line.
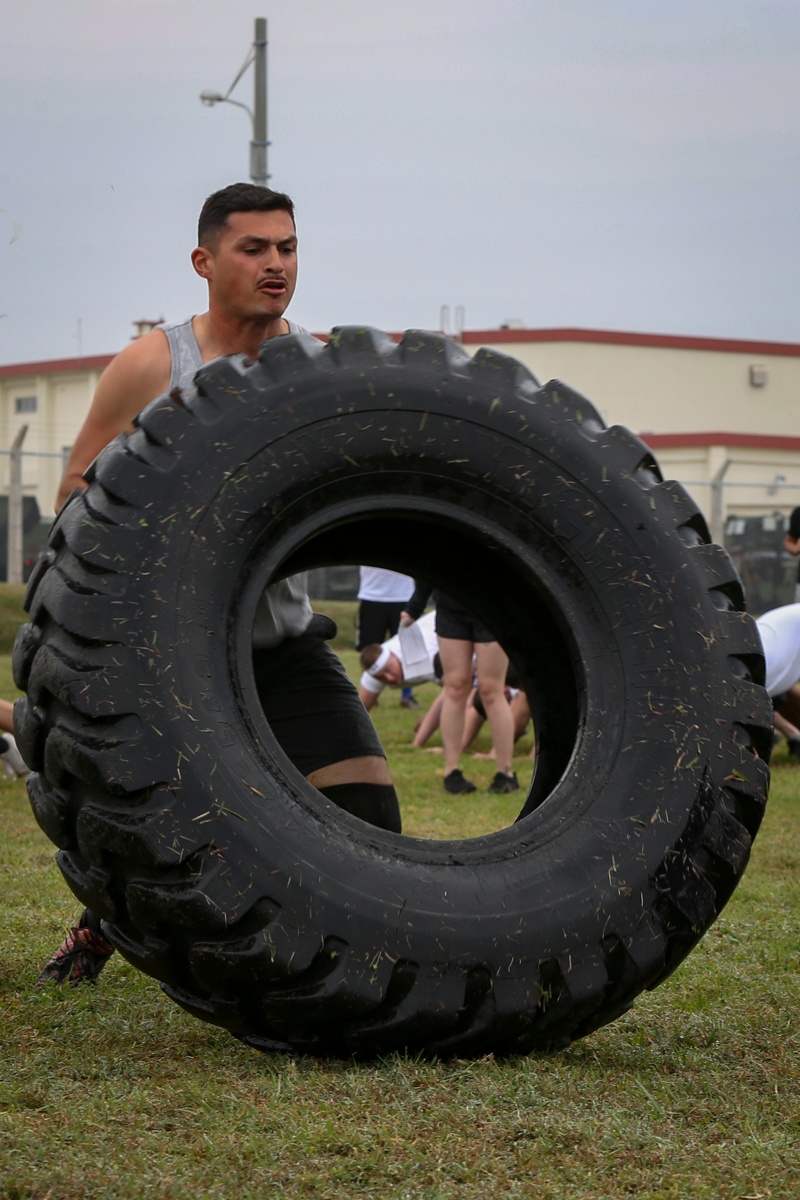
left=356, top=567, right=418, bottom=707
left=405, top=586, right=518, bottom=795
left=37, top=184, right=400, bottom=988
left=253, top=613, right=400, bottom=829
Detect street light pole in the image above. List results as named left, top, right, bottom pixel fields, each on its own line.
left=251, top=18, right=268, bottom=187
left=200, top=17, right=270, bottom=188
left=7, top=425, right=27, bottom=584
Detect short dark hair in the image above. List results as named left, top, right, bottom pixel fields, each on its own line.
left=197, top=183, right=296, bottom=247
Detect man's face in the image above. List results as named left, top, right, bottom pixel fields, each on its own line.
left=199, top=209, right=298, bottom=322
left=374, top=652, right=404, bottom=688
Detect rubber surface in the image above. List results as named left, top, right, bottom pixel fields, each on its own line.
left=14, top=327, right=772, bottom=1057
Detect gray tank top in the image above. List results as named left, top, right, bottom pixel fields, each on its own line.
left=161, top=317, right=314, bottom=648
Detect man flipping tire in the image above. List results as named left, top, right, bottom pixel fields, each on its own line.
left=37, top=182, right=401, bottom=987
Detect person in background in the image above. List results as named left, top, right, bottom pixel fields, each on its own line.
left=358, top=610, right=440, bottom=710
left=356, top=566, right=418, bottom=707
left=412, top=680, right=531, bottom=758
left=755, top=601, right=800, bottom=759
left=404, top=584, right=517, bottom=796
left=0, top=698, right=29, bottom=778
left=784, top=506, right=800, bottom=602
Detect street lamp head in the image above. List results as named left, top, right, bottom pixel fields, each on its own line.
left=199, top=19, right=269, bottom=186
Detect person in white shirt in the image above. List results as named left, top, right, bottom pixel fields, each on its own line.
left=755, top=602, right=800, bottom=759
left=0, top=698, right=28, bottom=778
left=356, top=567, right=418, bottom=707
left=358, top=611, right=439, bottom=711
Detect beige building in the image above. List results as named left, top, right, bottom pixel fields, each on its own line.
left=0, top=354, right=110, bottom=524
left=1, top=324, right=799, bottom=556
left=463, top=327, right=800, bottom=542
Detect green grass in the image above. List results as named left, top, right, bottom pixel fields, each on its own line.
left=1, top=603, right=799, bottom=1199
left=0, top=584, right=27, bottom=655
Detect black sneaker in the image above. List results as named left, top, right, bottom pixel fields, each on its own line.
left=444, top=768, right=477, bottom=794
left=788, top=737, right=800, bottom=761
left=36, top=908, right=115, bottom=987
left=487, top=771, right=519, bottom=795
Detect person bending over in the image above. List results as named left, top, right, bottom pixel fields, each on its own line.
left=358, top=610, right=440, bottom=710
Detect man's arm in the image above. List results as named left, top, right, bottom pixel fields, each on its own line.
left=56, top=330, right=173, bottom=511
left=358, top=684, right=381, bottom=711
left=358, top=669, right=385, bottom=710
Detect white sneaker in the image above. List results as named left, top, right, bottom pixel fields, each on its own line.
left=1, top=734, right=30, bottom=778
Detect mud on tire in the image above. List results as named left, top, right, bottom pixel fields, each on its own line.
left=15, top=327, right=772, bottom=1057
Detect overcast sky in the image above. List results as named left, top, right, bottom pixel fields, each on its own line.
left=2, top=0, right=799, bottom=365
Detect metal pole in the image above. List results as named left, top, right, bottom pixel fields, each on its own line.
left=709, top=457, right=732, bottom=547
left=251, top=17, right=269, bottom=186
left=7, top=425, right=28, bottom=584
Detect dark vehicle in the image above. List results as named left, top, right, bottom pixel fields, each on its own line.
left=723, top=512, right=795, bottom=615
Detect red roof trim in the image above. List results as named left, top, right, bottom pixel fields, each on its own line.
left=2, top=326, right=800, bottom=376
left=0, top=354, right=113, bottom=379
left=461, top=327, right=800, bottom=356
left=640, top=432, right=800, bottom=451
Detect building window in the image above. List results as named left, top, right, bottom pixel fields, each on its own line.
left=15, top=395, right=37, bottom=414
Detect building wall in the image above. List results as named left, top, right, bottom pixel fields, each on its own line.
left=0, top=361, right=106, bottom=517
left=1, top=329, right=799, bottom=535
left=462, top=330, right=800, bottom=533
left=466, top=332, right=795, bottom=437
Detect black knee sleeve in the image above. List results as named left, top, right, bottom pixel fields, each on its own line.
left=318, top=781, right=402, bottom=834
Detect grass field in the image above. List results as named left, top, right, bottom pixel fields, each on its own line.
left=1, top=601, right=798, bottom=1199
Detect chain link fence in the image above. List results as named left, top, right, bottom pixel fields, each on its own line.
left=3, top=464, right=798, bottom=617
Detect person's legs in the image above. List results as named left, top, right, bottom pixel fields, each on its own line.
left=356, top=600, right=404, bottom=651
left=254, top=616, right=401, bottom=832
left=0, top=697, right=31, bottom=777
left=0, top=697, right=16, bottom=734
left=511, top=691, right=531, bottom=741
left=437, top=637, right=477, bottom=790
left=37, top=907, right=115, bottom=987
left=461, top=688, right=485, bottom=751
left=474, top=642, right=515, bottom=778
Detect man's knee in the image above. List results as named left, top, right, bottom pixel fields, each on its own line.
left=307, top=754, right=391, bottom=788
left=317, top=781, right=402, bottom=834
left=444, top=677, right=473, bottom=703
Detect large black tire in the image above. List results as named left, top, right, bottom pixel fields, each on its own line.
left=15, top=327, right=771, bottom=1058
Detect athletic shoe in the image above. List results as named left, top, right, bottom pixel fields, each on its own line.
left=487, top=771, right=520, bottom=794
left=444, top=768, right=477, bottom=794
left=0, top=734, right=29, bottom=779
left=399, top=695, right=420, bottom=709
left=788, top=737, right=800, bottom=761
left=36, top=908, right=115, bottom=987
